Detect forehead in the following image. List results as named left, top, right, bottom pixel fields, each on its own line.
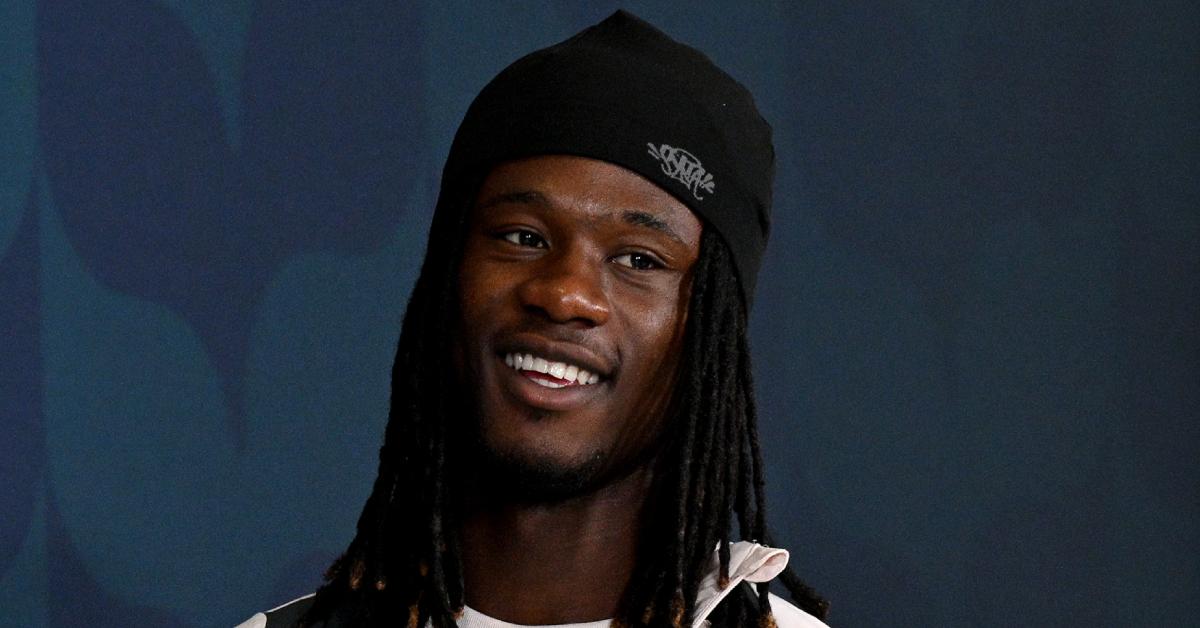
left=471, top=155, right=703, bottom=242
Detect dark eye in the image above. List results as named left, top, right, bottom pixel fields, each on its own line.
left=612, top=252, right=661, bottom=270
left=501, top=230, right=547, bottom=248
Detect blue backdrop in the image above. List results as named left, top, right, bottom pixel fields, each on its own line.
left=1, top=1, right=1196, bottom=626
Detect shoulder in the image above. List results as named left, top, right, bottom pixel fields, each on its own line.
left=767, top=593, right=829, bottom=628
left=235, top=593, right=316, bottom=628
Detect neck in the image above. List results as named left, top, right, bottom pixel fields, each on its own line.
left=459, top=465, right=654, bottom=625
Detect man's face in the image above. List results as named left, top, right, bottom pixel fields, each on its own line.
left=455, top=155, right=703, bottom=499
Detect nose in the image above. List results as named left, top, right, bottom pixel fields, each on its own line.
left=516, top=248, right=610, bottom=327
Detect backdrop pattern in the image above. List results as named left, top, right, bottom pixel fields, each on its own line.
left=1, top=2, right=1196, bottom=626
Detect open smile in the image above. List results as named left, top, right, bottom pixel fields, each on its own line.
left=504, top=351, right=603, bottom=387
left=497, top=353, right=608, bottom=412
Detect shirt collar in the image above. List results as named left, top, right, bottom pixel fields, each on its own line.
left=690, top=541, right=790, bottom=627
left=445, top=541, right=789, bottom=628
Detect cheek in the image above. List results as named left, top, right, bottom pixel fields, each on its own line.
left=457, top=249, right=505, bottom=330
left=454, top=258, right=493, bottom=372
left=457, top=248, right=485, bottom=313
left=622, top=300, right=690, bottom=398
left=649, top=278, right=692, bottom=360
left=656, top=290, right=692, bottom=398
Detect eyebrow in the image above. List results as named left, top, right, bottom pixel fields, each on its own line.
left=622, top=210, right=685, bottom=245
left=477, top=190, right=685, bottom=245
left=476, top=190, right=548, bottom=211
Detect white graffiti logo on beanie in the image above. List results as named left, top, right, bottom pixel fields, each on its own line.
left=646, top=143, right=715, bottom=200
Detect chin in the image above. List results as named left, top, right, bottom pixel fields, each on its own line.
left=473, top=429, right=608, bottom=504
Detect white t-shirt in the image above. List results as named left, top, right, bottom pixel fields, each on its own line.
left=455, top=605, right=610, bottom=628
left=237, top=542, right=828, bottom=628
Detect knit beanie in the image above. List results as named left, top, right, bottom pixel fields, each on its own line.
left=438, top=9, right=775, bottom=309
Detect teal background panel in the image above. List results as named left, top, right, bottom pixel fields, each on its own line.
left=0, top=1, right=1196, bottom=626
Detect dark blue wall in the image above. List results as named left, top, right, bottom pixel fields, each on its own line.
left=1, top=2, right=1196, bottom=626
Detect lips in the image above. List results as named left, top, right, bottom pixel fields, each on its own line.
left=488, top=334, right=616, bottom=411
left=495, top=334, right=614, bottom=379
left=504, top=351, right=602, bottom=387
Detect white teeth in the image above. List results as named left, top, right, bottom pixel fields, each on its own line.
left=503, top=352, right=603, bottom=386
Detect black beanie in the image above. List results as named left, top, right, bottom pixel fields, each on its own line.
left=439, top=9, right=775, bottom=309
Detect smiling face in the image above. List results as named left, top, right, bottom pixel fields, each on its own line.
left=455, top=155, right=703, bottom=499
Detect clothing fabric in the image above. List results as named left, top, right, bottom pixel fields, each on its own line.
left=436, top=9, right=776, bottom=310
left=235, top=541, right=827, bottom=628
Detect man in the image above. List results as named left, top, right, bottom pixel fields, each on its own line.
left=239, top=10, right=828, bottom=628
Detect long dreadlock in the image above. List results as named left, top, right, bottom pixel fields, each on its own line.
left=301, top=216, right=828, bottom=627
